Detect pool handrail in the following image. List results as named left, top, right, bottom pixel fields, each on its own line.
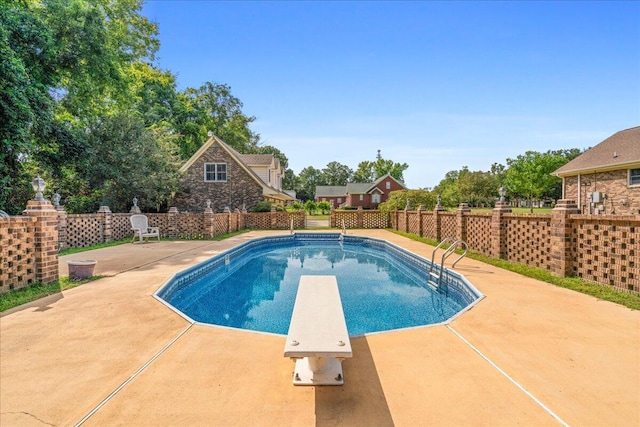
left=429, top=238, right=468, bottom=292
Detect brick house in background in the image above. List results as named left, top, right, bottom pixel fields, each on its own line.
left=177, top=135, right=295, bottom=213
left=315, top=174, right=406, bottom=209
left=552, top=126, right=640, bottom=215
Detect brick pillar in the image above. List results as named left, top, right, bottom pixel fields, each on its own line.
left=168, top=207, right=179, bottom=238
left=550, top=199, right=580, bottom=277
left=97, top=205, right=112, bottom=243
left=434, top=204, right=445, bottom=242
left=56, top=205, right=67, bottom=252
left=491, top=201, right=511, bottom=259
left=203, top=207, right=214, bottom=238
left=357, top=206, right=364, bottom=229
left=23, top=199, right=59, bottom=284
left=457, top=203, right=471, bottom=242
left=416, top=204, right=424, bottom=237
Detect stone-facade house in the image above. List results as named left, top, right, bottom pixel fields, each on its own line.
left=315, top=174, right=406, bottom=209
left=552, top=126, right=640, bottom=215
left=177, top=135, right=295, bottom=213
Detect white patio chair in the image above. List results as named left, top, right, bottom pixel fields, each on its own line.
left=130, top=214, right=160, bottom=243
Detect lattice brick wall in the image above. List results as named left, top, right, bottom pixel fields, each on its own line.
left=504, top=215, right=552, bottom=270
left=421, top=212, right=436, bottom=240
left=175, top=214, right=205, bottom=239
left=362, top=212, right=387, bottom=228
left=0, top=217, right=36, bottom=292
left=572, top=216, right=639, bottom=292
left=112, top=214, right=133, bottom=240
left=465, top=214, right=492, bottom=255
left=332, top=211, right=359, bottom=229
left=407, top=212, right=420, bottom=235
left=440, top=213, right=457, bottom=239
left=66, top=214, right=104, bottom=248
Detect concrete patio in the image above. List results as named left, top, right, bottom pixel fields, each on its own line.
left=1, top=230, right=638, bottom=426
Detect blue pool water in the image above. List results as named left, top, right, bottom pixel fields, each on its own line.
left=157, top=234, right=483, bottom=336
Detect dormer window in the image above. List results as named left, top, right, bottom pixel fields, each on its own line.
left=386, top=181, right=391, bottom=190
left=204, top=163, right=227, bottom=182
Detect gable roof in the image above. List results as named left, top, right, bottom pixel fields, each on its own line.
left=180, top=134, right=294, bottom=201
left=315, top=186, right=347, bottom=197
left=370, top=173, right=406, bottom=191
left=238, top=153, right=278, bottom=167
left=553, top=126, right=640, bottom=176
left=346, top=183, right=372, bottom=194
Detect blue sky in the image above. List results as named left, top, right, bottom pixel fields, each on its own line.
left=141, top=1, right=639, bottom=189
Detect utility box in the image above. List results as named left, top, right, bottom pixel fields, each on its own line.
left=589, top=191, right=603, bottom=203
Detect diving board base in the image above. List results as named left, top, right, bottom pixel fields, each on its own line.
left=292, top=357, right=345, bottom=386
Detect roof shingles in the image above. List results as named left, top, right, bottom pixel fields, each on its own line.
left=553, top=126, right=640, bottom=176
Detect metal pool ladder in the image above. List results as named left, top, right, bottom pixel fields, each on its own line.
left=428, top=237, right=468, bottom=292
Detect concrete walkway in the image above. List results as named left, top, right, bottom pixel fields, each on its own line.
left=1, top=230, right=638, bottom=426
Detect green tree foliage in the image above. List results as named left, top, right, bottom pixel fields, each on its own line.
left=1, top=1, right=58, bottom=212
left=303, top=199, right=317, bottom=214
left=173, top=82, right=259, bottom=159
left=322, top=161, right=353, bottom=186
left=378, top=189, right=436, bottom=213
left=504, top=149, right=581, bottom=212
left=353, top=150, right=408, bottom=183
left=295, top=166, right=326, bottom=201
left=1, top=0, right=264, bottom=215
left=317, top=201, right=331, bottom=214
left=433, top=165, right=505, bottom=208
left=81, top=112, right=182, bottom=212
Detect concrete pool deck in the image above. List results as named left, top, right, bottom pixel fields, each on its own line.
left=1, top=229, right=638, bottom=426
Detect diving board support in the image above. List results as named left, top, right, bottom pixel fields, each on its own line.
left=284, top=275, right=352, bottom=385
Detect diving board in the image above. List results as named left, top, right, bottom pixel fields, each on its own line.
left=284, top=275, right=352, bottom=385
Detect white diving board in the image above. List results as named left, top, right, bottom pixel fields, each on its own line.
left=284, top=275, right=352, bottom=385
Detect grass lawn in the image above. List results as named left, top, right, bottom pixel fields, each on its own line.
left=389, top=230, right=640, bottom=311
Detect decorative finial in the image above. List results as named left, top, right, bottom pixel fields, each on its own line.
left=31, top=176, right=46, bottom=201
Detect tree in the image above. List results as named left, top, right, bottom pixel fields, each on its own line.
left=0, top=0, right=162, bottom=214
left=296, top=166, right=326, bottom=202
left=317, top=200, right=331, bottom=214
left=353, top=150, right=408, bottom=183
left=1, top=1, right=58, bottom=212
left=378, top=189, right=436, bottom=213
left=173, top=82, right=258, bottom=159
left=79, top=112, right=182, bottom=213
left=504, top=150, right=579, bottom=212
left=303, top=199, right=317, bottom=214
left=322, top=162, right=352, bottom=186
left=456, top=168, right=496, bottom=207
left=432, top=169, right=460, bottom=208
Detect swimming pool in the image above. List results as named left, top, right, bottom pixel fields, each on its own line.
left=155, top=233, right=484, bottom=336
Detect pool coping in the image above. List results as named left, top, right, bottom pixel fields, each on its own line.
left=1, top=229, right=638, bottom=426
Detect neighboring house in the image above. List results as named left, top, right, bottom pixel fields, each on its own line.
left=314, top=186, right=347, bottom=208
left=177, top=134, right=295, bottom=212
left=315, top=174, right=406, bottom=209
left=552, top=126, right=640, bottom=215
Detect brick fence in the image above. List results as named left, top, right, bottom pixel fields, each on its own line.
left=332, top=202, right=639, bottom=294
left=1, top=201, right=305, bottom=293
left=2, top=200, right=638, bottom=294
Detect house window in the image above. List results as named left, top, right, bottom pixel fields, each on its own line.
left=630, top=168, right=640, bottom=186
left=359, top=194, right=364, bottom=201
left=337, top=198, right=342, bottom=203
left=372, top=194, right=381, bottom=204
left=204, top=163, right=227, bottom=182
left=386, top=181, right=391, bottom=190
